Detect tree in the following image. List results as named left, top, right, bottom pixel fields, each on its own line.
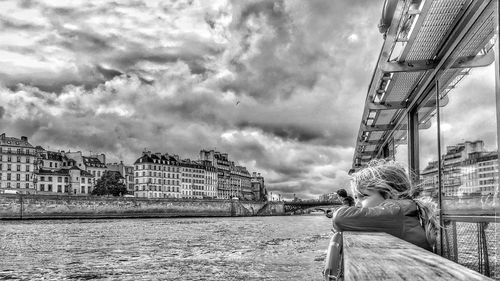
left=91, top=171, right=127, bottom=196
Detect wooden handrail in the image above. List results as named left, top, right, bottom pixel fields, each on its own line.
left=342, top=232, right=493, bottom=281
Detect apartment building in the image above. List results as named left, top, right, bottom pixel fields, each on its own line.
left=0, top=134, right=37, bottom=193
left=134, top=152, right=182, bottom=198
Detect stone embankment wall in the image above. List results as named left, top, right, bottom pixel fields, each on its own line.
left=0, top=195, right=285, bottom=220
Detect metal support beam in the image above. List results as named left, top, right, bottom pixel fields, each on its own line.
left=351, top=0, right=406, bottom=169
left=362, top=124, right=408, bottom=132
left=407, top=108, right=419, bottom=180
left=495, top=0, right=500, bottom=196
left=368, top=95, right=449, bottom=110
left=380, top=51, right=494, bottom=73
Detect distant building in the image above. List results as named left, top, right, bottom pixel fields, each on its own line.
left=0, top=134, right=37, bottom=193
left=200, top=160, right=218, bottom=199
left=64, top=151, right=107, bottom=187
left=231, top=164, right=251, bottom=200
left=200, top=150, right=232, bottom=199
left=34, top=148, right=94, bottom=195
left=420, top=140, right=498, bottom=197
left=251, top=172, right=266, bottom=201
left=133, top=152, right=182, bottom=198
left=319, top=193, right=337, bottom=202
left=200, top=149, right=263, bottom=200
left=179, top=159, right=207, bottom=199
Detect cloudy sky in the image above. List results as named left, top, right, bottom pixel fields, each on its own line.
left=0, top=0, right=496, bottom=199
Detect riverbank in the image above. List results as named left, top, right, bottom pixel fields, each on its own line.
left=0, top=194, right=285, bottom=220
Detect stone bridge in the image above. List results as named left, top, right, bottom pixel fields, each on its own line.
left=283, top=200, right=341, bottom=213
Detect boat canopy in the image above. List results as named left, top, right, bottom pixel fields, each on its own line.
left=352, top=0, right=496, bottom=171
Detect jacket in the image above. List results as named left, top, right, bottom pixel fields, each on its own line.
left=332, top=199, right=432, bottom=251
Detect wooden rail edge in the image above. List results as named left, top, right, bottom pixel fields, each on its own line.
left=342, top=232, right=493, bottom=281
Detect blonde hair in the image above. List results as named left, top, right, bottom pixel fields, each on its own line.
left=350, top=159, right=440, bottom=247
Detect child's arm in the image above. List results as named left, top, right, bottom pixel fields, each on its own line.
left=332, top=201, right=402, bottom=235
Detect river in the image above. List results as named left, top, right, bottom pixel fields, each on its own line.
left=0, top=215, right=332, bottom=280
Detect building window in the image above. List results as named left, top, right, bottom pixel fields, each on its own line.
left=7, top=164, right=11, bottom=171
left=50, top=162, right=53, bottom=168
left=48, top=184, right=52, bottom=192
left=48, top=176, right=52, bottom=181
left=25, top=174, right=29, bottom=181
left=64, top=186, right=68, bottom=193
left=40, top=176, right=45, bottom=181
left=25, top=183, right=29, bottom=189
left=55, top=163, right=58, bottom=168
left=17, top=156, right=21, bottom=162
left=81, top=187, right=85, bottom=193
left=16, top=183, right=20, bottom=189
left=26, top=165, right=30, bottom=172
left=16, top=174, right=20, bottom=181
left=40, top=184, right=45, bottom=191
left=57, top=185, right=62, bottom=192
left=64, top=177, right=68, bottom=183
left=7, top=156, right=11, bottom=162
left=58, top=177, right=62, bottom=183
left=17, top=165, right=20, bottom=171
left=81, top=178, right=85, bottom=183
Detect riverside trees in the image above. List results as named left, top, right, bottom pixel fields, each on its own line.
left=91, top=171, right=127, bottom=196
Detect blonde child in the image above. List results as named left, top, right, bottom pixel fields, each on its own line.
left=332, top=159, right=439, bottom=251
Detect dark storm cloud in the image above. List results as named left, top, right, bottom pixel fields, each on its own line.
left=0, top=17, right=43, bottom=30
left=58, top=29, right=113, bottom=52
left=237, top=121, right=324, bottom=142
left=96, top=65, right=123, bottom=81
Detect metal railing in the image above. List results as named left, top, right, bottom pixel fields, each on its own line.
left=440, top=216, right=498, bottom=279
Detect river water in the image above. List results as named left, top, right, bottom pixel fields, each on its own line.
left=0, top=215, right=332, bottom=281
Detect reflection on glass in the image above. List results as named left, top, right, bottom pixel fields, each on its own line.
left=439, top=63, right=498, bottom=210
left=418, top=89, right=439, bottom=199
left=436, top=53, right=498, bottom=277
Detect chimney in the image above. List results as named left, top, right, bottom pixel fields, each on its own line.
left=21, top=136, right=28, bottom=141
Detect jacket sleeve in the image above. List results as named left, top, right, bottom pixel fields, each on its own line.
left=332, top=201, right=403, bottom=235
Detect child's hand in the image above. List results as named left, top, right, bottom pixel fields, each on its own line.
left=325, top=210, right=333, bottom=218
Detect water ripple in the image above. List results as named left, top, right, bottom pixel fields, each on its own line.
left=0, top=216, right=332, bottom=280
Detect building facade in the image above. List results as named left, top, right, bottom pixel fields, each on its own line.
left=420, top=140, right=498, bottom=197
left=179, top=159, right=206, bottom=199
left=251, top=172, right=266, bottom=201
left=134, top=152, right=182, bottom=198
left=0, top=134, right=37, bottom=193
left=35, top=148, right=94, bottom=195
